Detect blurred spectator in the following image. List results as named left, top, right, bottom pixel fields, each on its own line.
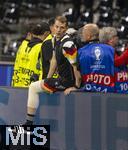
left=11, top=22, right=53, bottom=87
left=99, top=27, right=118, bottom=48
left=99, top=26, right=128, bottom=93
left=99, top=26, right=128, bottom=66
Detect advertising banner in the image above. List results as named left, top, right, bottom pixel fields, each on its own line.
left=0, top=87, right=128, bottom=150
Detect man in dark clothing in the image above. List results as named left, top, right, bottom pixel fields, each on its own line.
left=99, top=26, right=128, bottom=93
left=23, top=16, right=81, bottom=125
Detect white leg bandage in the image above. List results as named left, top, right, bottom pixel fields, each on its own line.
left=27, top=80, right=43, bottom=109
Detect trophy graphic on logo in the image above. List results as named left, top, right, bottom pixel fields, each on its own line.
left=94, top=47, right=101, bottom=61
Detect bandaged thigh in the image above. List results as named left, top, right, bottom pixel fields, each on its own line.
left=27, top=80, right=44, bottom=109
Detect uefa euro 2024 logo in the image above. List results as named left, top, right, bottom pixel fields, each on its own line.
left=94, top=47, right=101, bottom=61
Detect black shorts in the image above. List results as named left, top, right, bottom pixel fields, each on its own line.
left=43, top=78, right=75, bottom=93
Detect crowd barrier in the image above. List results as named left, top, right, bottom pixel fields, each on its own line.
left=0, top=87, right=128, bottom=150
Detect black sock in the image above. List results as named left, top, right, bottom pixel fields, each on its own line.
left=24, top=120, right=33, bottom=125
left=25, top=113, right=35, bottom=125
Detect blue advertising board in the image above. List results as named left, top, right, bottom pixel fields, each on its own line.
left=0, top=87, right=128, bottom=150
left=0, top=62, right=13, bottom=86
